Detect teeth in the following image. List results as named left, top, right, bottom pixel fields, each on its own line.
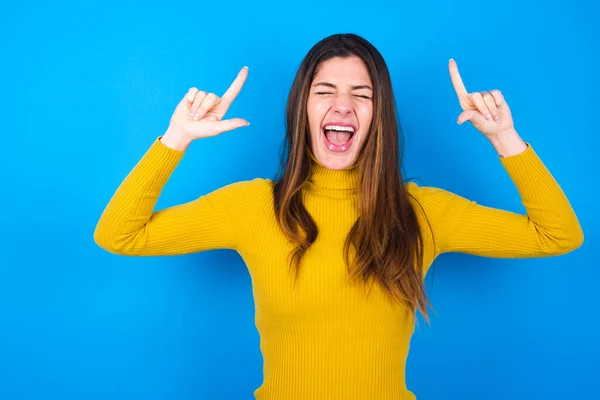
left=324, top=125, right=355, bottom=133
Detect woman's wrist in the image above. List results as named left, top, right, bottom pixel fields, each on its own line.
left=490, top=128, right=528, bottom=158
left=160, top=125, right=192, bottom=152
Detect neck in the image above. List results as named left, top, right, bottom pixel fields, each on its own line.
left=307, top=147, right=359, bottom=191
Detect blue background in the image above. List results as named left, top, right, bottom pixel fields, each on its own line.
left=1, top=0, right=598, bottom=399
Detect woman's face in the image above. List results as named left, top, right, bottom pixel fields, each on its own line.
left=307, top=55, right=374, bottom=170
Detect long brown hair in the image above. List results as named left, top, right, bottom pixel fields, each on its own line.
left=273, top=33, right=434, bottom=322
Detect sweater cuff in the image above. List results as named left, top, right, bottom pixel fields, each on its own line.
left=150, top=135, right=186, bottom=160
left=499, top=143, right=548, bottom=183
left=136, top=136, right=186, bottom=184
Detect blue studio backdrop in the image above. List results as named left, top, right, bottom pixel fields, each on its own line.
left=1, top=0, right=598, bottom=399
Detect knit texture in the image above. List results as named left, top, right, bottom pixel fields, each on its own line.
left=95, top=137, right=583, bottom=399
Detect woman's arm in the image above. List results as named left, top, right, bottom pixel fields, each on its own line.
left=94, top=68, right=255, bottom=256
left=410, top=142, right=583, bottom=258
left=94, top=135, right=261, bottom=256
left=414, top=60, right=581, bottom=257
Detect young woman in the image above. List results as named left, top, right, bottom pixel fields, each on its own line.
left=94, top=33, right=583, bottom=399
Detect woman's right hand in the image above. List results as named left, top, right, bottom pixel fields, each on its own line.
left=162, top=66, right=250, bottom=150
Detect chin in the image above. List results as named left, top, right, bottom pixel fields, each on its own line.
left=314, top=146, right=359, bottom=170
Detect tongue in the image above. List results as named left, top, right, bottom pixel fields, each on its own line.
left=325, top=130, right=351, bottom=145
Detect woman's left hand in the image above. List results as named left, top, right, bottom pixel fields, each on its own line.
left=449, top=59, right=515, bottom=141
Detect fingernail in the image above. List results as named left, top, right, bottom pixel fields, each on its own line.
left=494, top=115, right=500, bottom=121
left=486, top=113, right=492, bottom=119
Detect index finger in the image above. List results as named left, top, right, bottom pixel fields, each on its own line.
left=449, top=59, right=468, bottom=99
left=220, top=66, right=249, bottom=107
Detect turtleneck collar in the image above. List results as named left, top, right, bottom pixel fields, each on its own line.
left=307, top=147, right=359, bottom=191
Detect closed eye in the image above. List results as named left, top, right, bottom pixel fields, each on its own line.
left=315, top=91, right=371, bottom=99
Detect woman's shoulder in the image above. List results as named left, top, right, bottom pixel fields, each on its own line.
left=405, top=180, right=449, bottom=200
left=210, top=177, right=274, bottom=199
left=404, top=180, right=470, bottom=221
left=222, top=176, right=274, bottom=191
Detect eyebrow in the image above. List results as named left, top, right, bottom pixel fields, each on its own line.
left=313, top=82, right=373, bottom=91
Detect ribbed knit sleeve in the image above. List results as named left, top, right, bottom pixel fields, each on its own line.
left=94, top=137, right=267, bottom=256
left=408, top=144, right=584, bottom=258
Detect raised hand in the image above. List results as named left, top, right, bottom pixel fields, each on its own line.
left=449, top=59, right=515, bottom=141
left=163, top=66, right=250, bottom=150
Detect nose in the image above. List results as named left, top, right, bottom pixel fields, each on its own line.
left=331, top=93, right=353, bottom=116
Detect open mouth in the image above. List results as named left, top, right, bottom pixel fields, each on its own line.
left=322, top=123, right=356, bottom=152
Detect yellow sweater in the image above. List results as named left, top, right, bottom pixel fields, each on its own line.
left=94, top=137, right=583, bottom=400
